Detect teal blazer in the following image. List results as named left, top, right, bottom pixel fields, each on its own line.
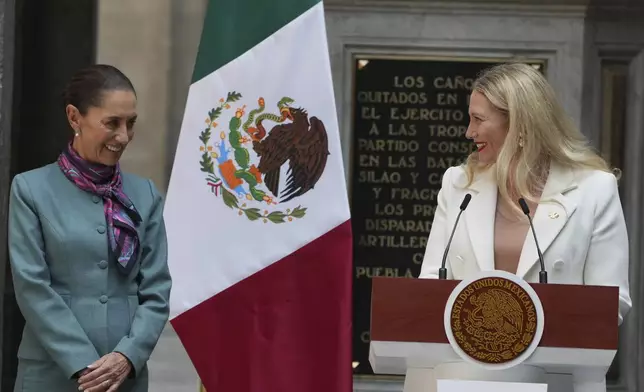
left=8, top=163, right=172, bottom=392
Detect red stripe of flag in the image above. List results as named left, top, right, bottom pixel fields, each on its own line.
left=171, top=220, right=353, bottom=392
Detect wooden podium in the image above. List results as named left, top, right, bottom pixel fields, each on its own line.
left=369, top=274, right=619, bottom=392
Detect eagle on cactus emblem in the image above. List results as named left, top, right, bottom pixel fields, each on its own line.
left=198, top=91, right=330, bottom=224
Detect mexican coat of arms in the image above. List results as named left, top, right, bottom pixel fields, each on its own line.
left=198, top=92, right=330, bottom=223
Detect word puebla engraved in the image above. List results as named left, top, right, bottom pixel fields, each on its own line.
left=444, top=270, right=545, bottom=370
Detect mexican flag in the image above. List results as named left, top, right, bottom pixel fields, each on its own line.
left=163, top=1, right=352, bottom=391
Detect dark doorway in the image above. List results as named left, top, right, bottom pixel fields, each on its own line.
left=0, top=0, right=97, bottom=389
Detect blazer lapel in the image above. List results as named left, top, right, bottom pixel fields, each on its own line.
left=464, top=168, right=497, bottom=272
left=515, top=163, right=578, bottom=278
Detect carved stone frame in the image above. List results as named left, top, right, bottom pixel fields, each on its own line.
left=612, top=48, right=644, bottom=392
left=580, top=27, right=644, bottom=392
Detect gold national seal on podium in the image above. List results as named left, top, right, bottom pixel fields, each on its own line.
left=444, top=270, right=545, bottom=370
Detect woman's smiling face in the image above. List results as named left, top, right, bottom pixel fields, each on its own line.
left=465, top=90, right=508, bottom=164
left=67, top=89, right=137, bottom=166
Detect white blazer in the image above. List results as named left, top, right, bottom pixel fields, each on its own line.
left=419, top=163, right=631, bottom=325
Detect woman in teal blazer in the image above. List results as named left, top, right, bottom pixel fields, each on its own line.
left=8, top=64, right=171, bottom=391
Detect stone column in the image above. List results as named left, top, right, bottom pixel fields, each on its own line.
left=165, top=0, right=208, bottom=191
left=622, top=48, right=644, bottom=392
left=96, top=0, right=172, bottom=192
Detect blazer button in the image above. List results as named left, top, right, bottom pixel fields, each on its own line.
left=98, top=260, right=108, bottom=269
left=553, top=259, right=565, bottom=270
left=99, top=295, right=108, bottom=304
left=92, top=195, right=101, bottom=204
left=97, top=226, right=106, bottom=234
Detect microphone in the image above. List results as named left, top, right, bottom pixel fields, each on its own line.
left=438, top=193, right=472, bottom=279
left=518, top=198, right=548, bottom=284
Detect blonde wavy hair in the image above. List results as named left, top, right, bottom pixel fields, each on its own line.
left=464, top=62, right=612, bottom=209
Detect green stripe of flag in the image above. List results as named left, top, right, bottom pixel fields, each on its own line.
left=192, top=0, right=321, bottom=83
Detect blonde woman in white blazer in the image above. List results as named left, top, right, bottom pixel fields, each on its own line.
left=419, top=63, right=631, bottom=326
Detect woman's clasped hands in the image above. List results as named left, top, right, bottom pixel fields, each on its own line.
left=77, top=352, right=132, bottom=392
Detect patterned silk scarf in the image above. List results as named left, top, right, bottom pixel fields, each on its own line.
left=57, top=142, right=142, bottom=275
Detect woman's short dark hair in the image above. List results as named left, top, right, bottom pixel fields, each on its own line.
left=63, top=64, right=136, bottom=115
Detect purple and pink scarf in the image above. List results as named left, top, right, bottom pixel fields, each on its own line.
left=57, top=142, right=142, bottom=275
